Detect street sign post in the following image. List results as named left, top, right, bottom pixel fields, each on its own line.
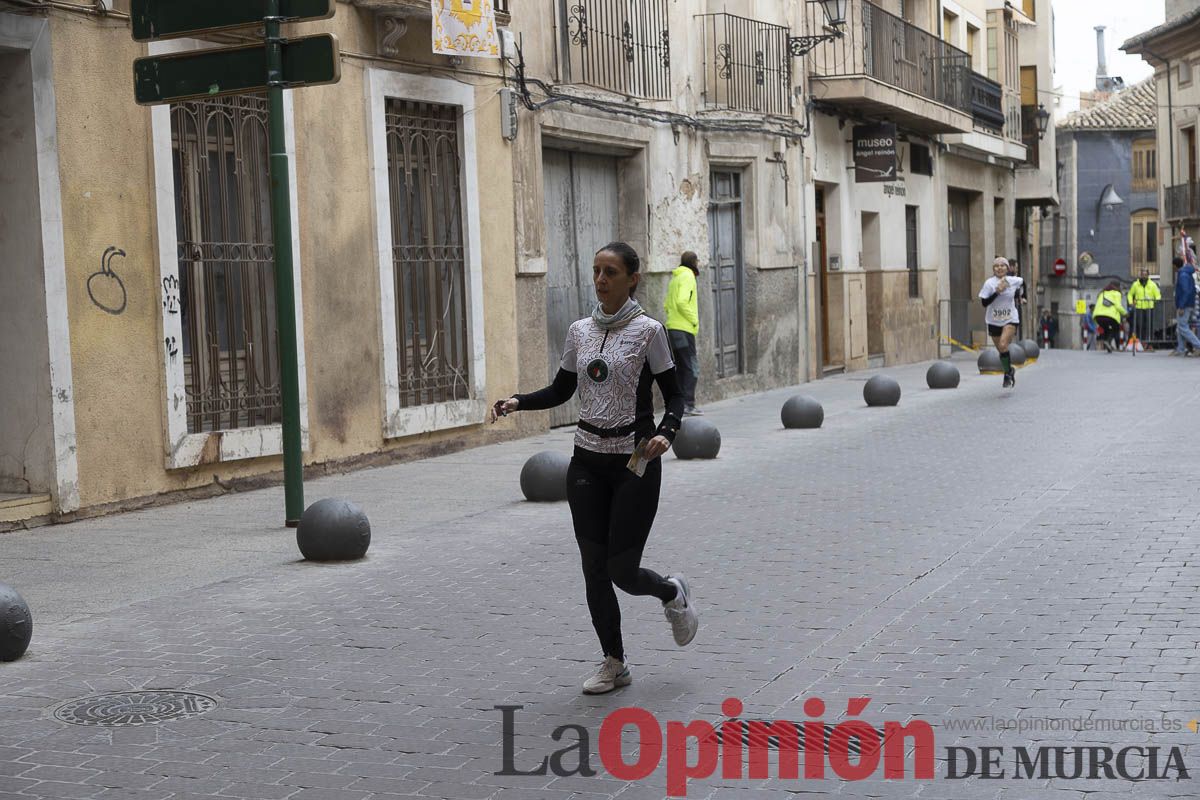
left=134, top=0, right=339, bottom=526
left=131, top=0, right=333, bottom=42
left=133, top=35, right=340, bottom=105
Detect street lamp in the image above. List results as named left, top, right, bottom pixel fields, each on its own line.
left=790, top=0, right=847, bottom=57
left=1034, top=103, right=1051, bottom=141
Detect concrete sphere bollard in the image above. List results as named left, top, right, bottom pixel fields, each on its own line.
left=0, top=584, right=32, bottom=662
left=926, top=361, right=960, bottom=389
left=674, top=418, right=721, bottom=459
left=297, top=498, right=371, bottom=561
left=1019, top=339, right=1040, bottom=361
left=978, top=349, right=1003, bottom=374
left=863, top=375, right=901, bottom=407
left=519, top=450, right=570, bottom=502
left=781, top=395, right=824, bottom=429
left=1007, top=343, right=1027, bottom=366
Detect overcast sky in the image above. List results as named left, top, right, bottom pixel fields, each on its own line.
left=1051, top=0, right=1165, bottom=116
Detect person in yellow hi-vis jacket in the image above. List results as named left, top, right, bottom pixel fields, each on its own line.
left=1126, top=268, right=1162, bottom=347
left=664, top=252, right=701, bottom=415
left=1093, top=281, right=1128, bottom=353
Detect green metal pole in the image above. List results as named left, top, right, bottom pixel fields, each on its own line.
left=265, top=0, right=304, bottom=526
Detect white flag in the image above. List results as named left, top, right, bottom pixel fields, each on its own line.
left=432, top=0, right=501, bottom=59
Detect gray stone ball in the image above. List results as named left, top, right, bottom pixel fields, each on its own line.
left=1019, top=339, right=1040, bottom=360
left=297, top=498, right=371, bottom=561
left=1007, top=343, right=1027, bottom=366
left=863, top=375, right=901, bottom=407
left=978, top=349, right=1003, bottom=373
left=926, top=361, right=960, bottom=389
left=520, top=450, right=570, bottom=502
left=781, top=395, right=824, bottom=429
left=0, top=584, right=32, bottom=662
left=674, top=418, right=721, bottom=459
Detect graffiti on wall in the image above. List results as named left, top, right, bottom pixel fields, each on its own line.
left=87, top=246, right=127, bottom=315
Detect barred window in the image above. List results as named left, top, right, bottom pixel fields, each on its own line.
left=1130, top=209, right=1158, bottom=273
left=171, top=95, right=281, bottom=434
left=385, top=99, right=471, bottom=409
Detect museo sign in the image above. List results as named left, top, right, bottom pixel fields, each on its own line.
left=853, top=123, right=898, bottom=183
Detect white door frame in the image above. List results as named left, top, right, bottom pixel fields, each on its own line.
left=0, top=14, right=79, bottom=512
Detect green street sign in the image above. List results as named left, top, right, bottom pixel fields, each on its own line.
left=131, top=0, right=333, bottom=43
left=133, top=34, right=341, bottom=105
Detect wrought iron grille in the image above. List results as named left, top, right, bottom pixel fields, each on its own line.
left=1166, top=182, right=1200, bottom=221
left=805, top=0, right=970, bottom=114
left=560, top=0, right=671, bottom=99
left=385, top=99, right=471, bottom=409
left=698, top=13, right=791, bottom=116
left=171, top=95, right=282, bottom=434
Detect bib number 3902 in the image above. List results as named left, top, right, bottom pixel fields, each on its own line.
left=993, top=308, right=1011, bottom=320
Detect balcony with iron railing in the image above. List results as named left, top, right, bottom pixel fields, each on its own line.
left=558, top=0, right=672, bottom=99
left=804, top=0, right=972, bottom=135
left=697, top=13, right=792, bottom=117
left=969, top=71, right=1005, bottom=133
left=1166, top=182, right=1200, bottom=222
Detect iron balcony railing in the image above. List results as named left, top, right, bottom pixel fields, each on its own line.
left=1166, top=182, right=1200, bottom=221
left=969, top=72, right=1005, bottom=133
left=697, top=13, right=792, bottom=116
left=805, top=0, right=970, bottom=114
left=560, top=0, right=671, bottom=99
left=1020, top=103, right=1041, bottom=165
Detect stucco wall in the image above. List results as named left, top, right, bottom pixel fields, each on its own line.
left=1071, top=130, right=1157, bottom=279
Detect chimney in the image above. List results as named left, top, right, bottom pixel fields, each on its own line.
left=1095, top=26, right=1109, bottom=89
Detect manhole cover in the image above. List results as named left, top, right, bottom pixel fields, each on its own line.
left=54, top=691, right=217, bottom=727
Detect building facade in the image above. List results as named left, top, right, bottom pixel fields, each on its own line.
left=1, top=0, right=1061, bottom=528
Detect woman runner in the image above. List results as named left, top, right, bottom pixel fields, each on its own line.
left=489, top=242, right=700, bottom=694
left=978, top=257, right=1024, bottom=388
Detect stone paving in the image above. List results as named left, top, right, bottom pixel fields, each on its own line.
left=1, top=349, right=1199, bottom=799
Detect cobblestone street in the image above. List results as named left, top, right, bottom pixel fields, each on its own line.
left=2, top=350, right=1199, bottom=799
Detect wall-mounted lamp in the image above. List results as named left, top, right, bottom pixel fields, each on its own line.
left=1035, top=104, right=1051, bottom=141
left=790, top=0, right=847, bottom=57
left=1090, top=183, right=1124, bottom=236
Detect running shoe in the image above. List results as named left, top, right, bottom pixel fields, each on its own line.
left=684, top=406, right=704, bottom=416
left=582, top=656, right=631, bottom=694
left=1002, top=371, right=1013, bottom=389
left=664, top=575, right=699, bottom=646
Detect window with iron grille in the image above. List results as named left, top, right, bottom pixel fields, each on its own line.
left=906, top=205, right=920, bottom=298
left=171, top=95, right=282, bottom=434
left=698, top=13, right=791, bottom=116
left=385, top=99, right=471, bottom=409
left=561, top=0, right=671, bottom=99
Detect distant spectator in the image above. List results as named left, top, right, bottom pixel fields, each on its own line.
left=1039, top=309, right=1058, bottom=348
left=1172, top=256, right=1200, bottom=356
left=1126, top=268, right=1162, bottom=346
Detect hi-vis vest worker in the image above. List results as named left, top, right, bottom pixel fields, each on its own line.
left=664, top=265, right=699, bottom=336
left=1093, top=288, right=1127, bottom=321
left=1127, top=277, right=1162, bottom=310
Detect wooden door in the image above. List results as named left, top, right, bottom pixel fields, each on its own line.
left=542, top=149, right=619, bottom=426
left=708, top=170, right=744, bottom=377
left=948, top=191, right=972, bottom=345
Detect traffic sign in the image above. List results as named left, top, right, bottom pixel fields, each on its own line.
left=133, top=34, right=340, bottom=105
left=131, top=0, right=333, bottom=42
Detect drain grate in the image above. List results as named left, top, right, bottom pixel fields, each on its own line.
left=54, top=691, right=217, bottom=727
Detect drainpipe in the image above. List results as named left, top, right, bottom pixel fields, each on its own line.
left=798, top=140, right=811, bottom=383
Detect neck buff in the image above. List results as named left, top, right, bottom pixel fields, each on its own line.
left=592, top=296, right=645, bottom=330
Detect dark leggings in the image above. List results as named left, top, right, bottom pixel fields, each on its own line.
left=567, top=447, right=677, bottom=662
